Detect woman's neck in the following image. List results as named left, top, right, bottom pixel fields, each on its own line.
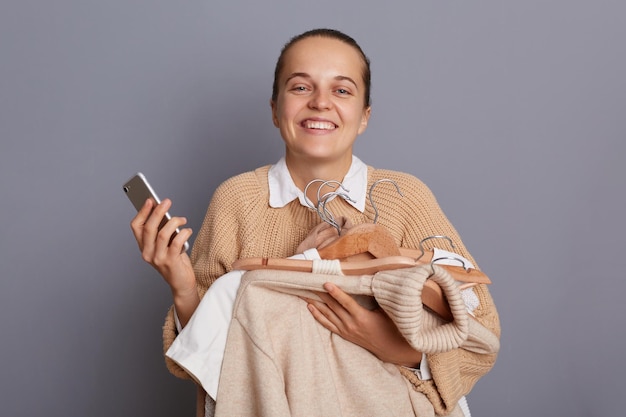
left=285, top=154, right=353, bottom=206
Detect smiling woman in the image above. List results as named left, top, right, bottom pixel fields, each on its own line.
left=270, top=34, right=372, bottom=192
left=129, top=28, right=500, bottom=417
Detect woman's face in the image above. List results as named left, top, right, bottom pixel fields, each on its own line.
left=271, top=36, right=371, bottom=165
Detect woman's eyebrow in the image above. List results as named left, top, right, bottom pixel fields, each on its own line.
left=285, top=72, right=310, bottom=84
left=284, top=73, right=359, bottom=89
left=334, top=75, right=358, bottom=89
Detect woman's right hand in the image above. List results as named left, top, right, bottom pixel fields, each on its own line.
left=130, top=198, right=199, bottom=326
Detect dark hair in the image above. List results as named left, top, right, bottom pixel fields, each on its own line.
left=271, top=28, right=371, bottom=107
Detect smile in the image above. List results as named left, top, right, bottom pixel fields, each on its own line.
left=301, top=120, right=337, bottom=130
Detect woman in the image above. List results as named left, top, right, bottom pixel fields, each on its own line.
left=131, top=28, right=499, bottom=415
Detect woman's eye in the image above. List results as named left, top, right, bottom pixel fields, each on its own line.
left=336, top=88, right=350, bottom=95
left=292, top=85, right=308, bottom=92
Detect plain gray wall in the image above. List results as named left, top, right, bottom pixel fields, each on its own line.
left=1, top=1, right=624, bottom=416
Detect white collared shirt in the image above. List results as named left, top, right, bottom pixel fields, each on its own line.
left=268, top=155, right=368, bottom=212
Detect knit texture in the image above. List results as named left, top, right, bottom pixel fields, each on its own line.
left=427, top=284, right=500, bottom=414
left=162, top=164, right=499, bottom=412
left=214, top=268, right=470, bottom=417
left=371, top=265, right=470, bottom=353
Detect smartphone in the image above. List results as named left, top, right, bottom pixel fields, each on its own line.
left=123, top=172, right=189, bottom=252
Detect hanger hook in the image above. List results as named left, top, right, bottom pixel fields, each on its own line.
left=431, top=256, right=468, bottom=270
left=416, top=235, right=456, bottom=261
left=368, top=179, right=403, bottom=224
left=303, top=179, right=350, bottom=210
left=303, top=179, right=326, bottom=209
left=428, top=255, right=469, bottom=277
left=303, top=179, right=354, bottom=233
left=318, top=191, right=353, bottom=223
left=317, top=180, right=349, bottom=206
left=318, top=191, right=354, bottom=234
left=316, top=180, right=350, bottom=231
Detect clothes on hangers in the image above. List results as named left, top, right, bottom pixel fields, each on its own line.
left=161, top=155, right=500, bottom=414
left=198, top=257, right=497, bottom=417
left=166, top=248, right=487, bottom=414
left=163, top=157, right=484, bottom=378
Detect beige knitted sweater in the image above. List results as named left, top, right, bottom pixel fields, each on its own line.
left=163, top=164, right=500, bottom=413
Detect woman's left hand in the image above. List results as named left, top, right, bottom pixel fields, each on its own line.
left=302, top=282, right=422, bottom=367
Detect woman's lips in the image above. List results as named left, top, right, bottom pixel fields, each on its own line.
left=301, top=119, right=337, bottom=130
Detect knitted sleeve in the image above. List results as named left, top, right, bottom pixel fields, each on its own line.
left=398, top=284, right=500, bottom=415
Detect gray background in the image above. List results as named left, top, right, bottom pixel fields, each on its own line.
left=1, top=1, right=624, bottom=416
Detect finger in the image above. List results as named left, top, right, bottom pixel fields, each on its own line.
left=322, top=282, right=361, bottom=314
left=313, top=291, right=344, bottom=312
left=303, top=292, right=352, bottom=333
left=145, top=198, right=172, bottom=232
left=139, top=199, right=171, bottom=262
left=168, top=226, right=192, bottom=255
left=310, top=289, right=361, bottom=331
left=305, top=302, right=340, bottom=334
left=142, top=198, right=171, bottom=246
left=130, top=199, right=154, bottom=245
left=303, top=294, right=332, bottom=311
left=154, top=216, right=188, bottom=258
left=132, top=198, right=154, bottom=226
left=300, top=294, right=335, bottom=317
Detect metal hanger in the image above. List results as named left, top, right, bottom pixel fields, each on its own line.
left=368, top=179, right=403, bottom=224
left=415, top=235, right=456, bottom=262
left=318, top=188, right=355, bottom=234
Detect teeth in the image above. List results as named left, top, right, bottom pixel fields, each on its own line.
left=304, top=120, right=335, bottom=130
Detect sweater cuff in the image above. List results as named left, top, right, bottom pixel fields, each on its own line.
left=163, top=305, right=193, bottom=380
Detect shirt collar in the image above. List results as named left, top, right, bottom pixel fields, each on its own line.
left=268, top=155, right=368, bottom=212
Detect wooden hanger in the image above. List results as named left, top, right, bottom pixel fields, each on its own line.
left=233, top=255, right=413, bottom=276
left=232, top=252, right=490, bottom=322
left=315, top=223, right=490, bottom=286
left=232, top=255, right=455, bottom=319
left=232, top=255, right=489, bottom=285
left=316, top=223, right=402, bottom=260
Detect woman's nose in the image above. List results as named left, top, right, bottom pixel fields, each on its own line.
left=308, top=90, right=332, bottom=110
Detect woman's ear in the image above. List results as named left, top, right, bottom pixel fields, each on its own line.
left=270, top=99, right=279, bottom=127
left=358, top=106, right=372, bottom=135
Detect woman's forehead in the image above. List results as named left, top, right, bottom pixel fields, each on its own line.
left=280, top=37, right=365, bottom=79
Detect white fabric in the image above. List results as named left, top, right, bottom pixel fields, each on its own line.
left=458, top=396, right=472, bottom=417
left=167, top=269, right=242, bottom=395
left=268, top=155, right=368, bottom=212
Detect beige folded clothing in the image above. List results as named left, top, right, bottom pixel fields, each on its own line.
left=214, top=265, right=499, bottom=416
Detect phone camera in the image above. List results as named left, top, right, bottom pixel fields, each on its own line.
left=123, top=186, right=130, bottom=193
